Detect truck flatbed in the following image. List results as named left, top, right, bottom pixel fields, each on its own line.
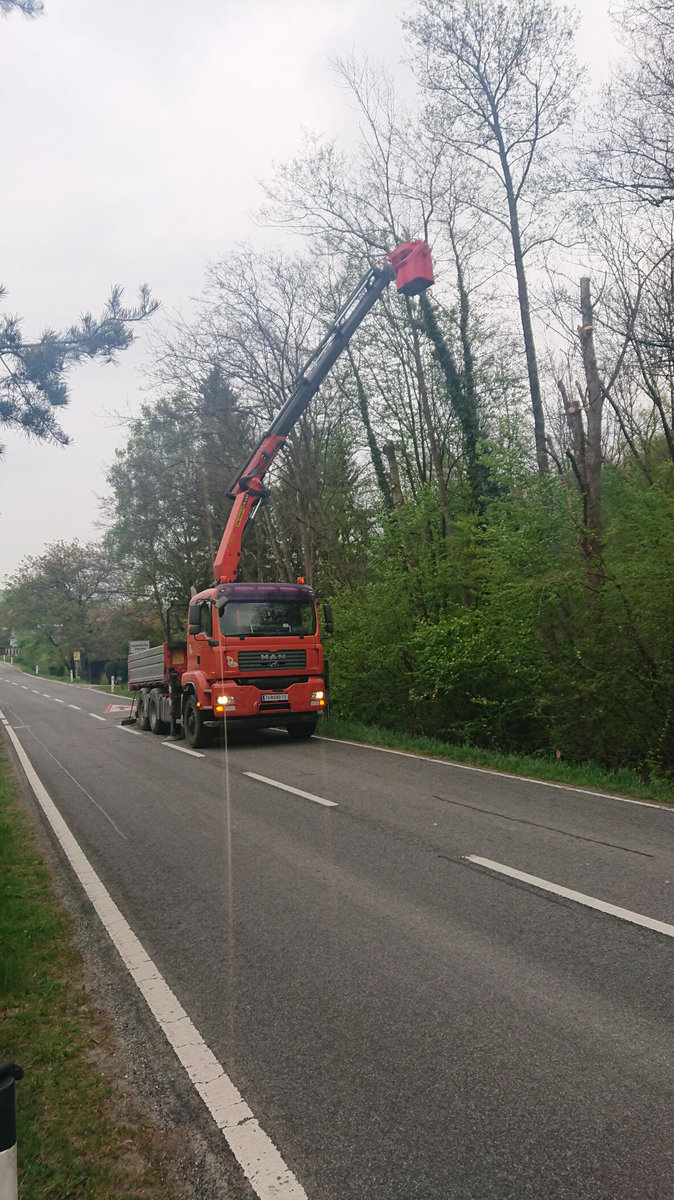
left=128, top=642, right=186, bottom=689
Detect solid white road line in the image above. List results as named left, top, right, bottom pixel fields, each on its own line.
left=325, top=737, right=673, bottom=811
left=244, top=771, right=337, bottom=808
left=466, top=855, right=674, bottom=938
left=162, top=742, right=204, bottom=759
left=1, top=715, right=309, bottom=1200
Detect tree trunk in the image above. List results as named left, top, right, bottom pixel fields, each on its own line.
left=494, top=124, right=548, bottom=474
left=346, top=346, right=394, bottom=512
left=383, top=441, right=405, bottom=511
left=419, top=291, right=486, bottom=513
left=405, top=297, right=456, bottom=537
left=579, top=278, right=605, bottom=570
left=562, top=277, right=605, bottom=596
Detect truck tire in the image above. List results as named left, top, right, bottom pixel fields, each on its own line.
left=183, top=695, right=212, bottom=748
left=148, top=688, right=168, bottom=735
left=136, top=689, right=151, bottom=731
left=286, top=718, right=317, bottom=740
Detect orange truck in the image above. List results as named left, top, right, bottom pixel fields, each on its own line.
left=127, top=242, right=434, bottom=747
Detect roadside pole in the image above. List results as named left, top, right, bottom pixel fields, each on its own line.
left=0, top=1063, right=23, bottom=1200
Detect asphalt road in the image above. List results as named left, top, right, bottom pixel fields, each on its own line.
left=1, top=662, right=673, bottom=1200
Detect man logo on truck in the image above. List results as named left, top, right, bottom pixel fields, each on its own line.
left=261, top=652, right=286, bottom=667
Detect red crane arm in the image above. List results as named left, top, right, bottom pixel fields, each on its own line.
left=213, top=240, right=434, bottom=583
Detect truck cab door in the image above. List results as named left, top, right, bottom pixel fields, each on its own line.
left=188, top=600, right=219, bottom=669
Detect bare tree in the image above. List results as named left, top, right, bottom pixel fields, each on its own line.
left=406, top=0, right=583, bottom=474
left=261, top=56, right=506, bottom=524
left=592, top=0, right=674, bottom=206
left=577, top=204, right=674, bottom=471
left=151, top=247, right=373, bottom=588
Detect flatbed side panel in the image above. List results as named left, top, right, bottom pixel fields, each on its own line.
left=128, top=644, right=167, bottom=689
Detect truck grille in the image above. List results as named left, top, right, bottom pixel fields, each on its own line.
left=237, top=649, right=307, bottom=671
left=238, top=676, right=308, bottom=691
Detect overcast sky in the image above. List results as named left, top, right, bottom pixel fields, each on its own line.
left=0, top=0, right=616, bottom=584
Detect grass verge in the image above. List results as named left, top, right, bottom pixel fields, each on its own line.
left=0, top=744, right=191, bottom=1200
left=320, top=715, right=674, bottom=805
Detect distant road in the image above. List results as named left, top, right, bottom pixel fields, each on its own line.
left=2, top=662, right=673, bottom=1200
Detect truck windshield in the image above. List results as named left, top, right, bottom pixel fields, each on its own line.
left=219, top=600, right=316, bottom=638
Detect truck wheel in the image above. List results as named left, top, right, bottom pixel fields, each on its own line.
left=148, top=689, right=168, bottom=735
left=183, top=695, right=212, bottom=748
left=287, top=718, right=317, bottom=740
left=137, top=689, right=151, bottom=731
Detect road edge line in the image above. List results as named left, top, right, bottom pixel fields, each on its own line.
left=0, top=713, right=310, bottom=1200
left=316, top=737, right=672, bottom=810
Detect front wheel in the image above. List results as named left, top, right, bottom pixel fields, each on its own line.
left=183, top=695, right=212, bottom=748
left=286, top=718, right=317, bottom=740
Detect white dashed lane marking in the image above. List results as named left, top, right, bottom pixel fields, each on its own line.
left=244, top=771, right=337, bottom=808
left=162, top=742, right=204, bottom=759
left=466, top=856, right=674, bottom=938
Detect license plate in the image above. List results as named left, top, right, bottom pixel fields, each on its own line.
left=261, top=692, right=289, bottom=702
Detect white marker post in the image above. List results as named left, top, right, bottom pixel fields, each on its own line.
left=0, top=1063, right=23, bottom=1200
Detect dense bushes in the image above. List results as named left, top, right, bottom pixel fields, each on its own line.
left=327, top=467, right=674, bottom=778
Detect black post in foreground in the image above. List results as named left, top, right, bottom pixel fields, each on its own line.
left=0, top=1063, right=23, bottom=1200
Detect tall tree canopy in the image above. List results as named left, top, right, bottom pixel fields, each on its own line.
left=0, top=539, right=123, bottom=673
left=406, top=0, right=583, bottom=474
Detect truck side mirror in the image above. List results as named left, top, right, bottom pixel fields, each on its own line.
left=323, top=602, right=334, bottom=635
left=188, top=624, right=200, bottom=636
left=188, top=603, right=201, bottom=629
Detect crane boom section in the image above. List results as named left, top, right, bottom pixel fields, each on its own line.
left=227, top=261, right=394, bottom=498
left=213, top=241, right=433, bottom=583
